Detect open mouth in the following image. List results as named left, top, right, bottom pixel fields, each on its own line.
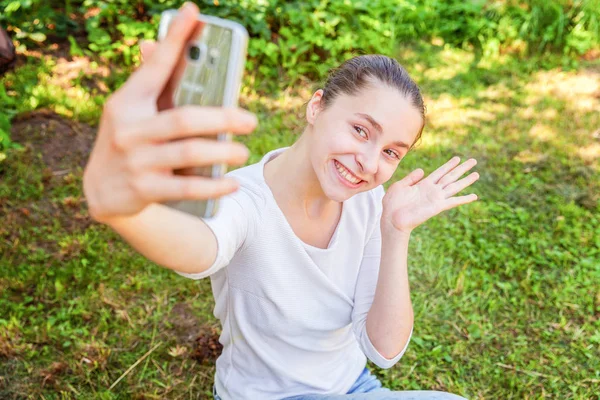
left=333, top=160, right=364, bottom=188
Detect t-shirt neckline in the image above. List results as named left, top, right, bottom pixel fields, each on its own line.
left=258, top=147, right=345, bottom=251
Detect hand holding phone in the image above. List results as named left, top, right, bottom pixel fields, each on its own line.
left=157, top=9, right=249, bottom=218
left=83, top=3, right=256, bottom=224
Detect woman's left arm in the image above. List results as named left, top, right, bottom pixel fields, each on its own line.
left=366, top=230, right=413, bottom=359
left=367, top=156, right=480, bottom=359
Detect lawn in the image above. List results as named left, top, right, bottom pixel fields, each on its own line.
left=1, top=41, right=599, bottom=399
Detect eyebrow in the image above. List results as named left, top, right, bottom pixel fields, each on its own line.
left=354, top=112, right=411, bottom=149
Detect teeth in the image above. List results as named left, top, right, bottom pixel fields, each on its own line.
left=335, top=161, right=361, bottom=185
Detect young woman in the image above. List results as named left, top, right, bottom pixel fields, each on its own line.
left=84, top=4, right=478, bottom=399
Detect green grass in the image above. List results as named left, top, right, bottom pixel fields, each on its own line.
left=1, top=43, right=599, bottom=399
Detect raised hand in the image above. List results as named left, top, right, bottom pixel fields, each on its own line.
left=382, top=157, right=480, bottom=235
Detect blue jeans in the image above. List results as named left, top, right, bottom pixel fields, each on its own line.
left=213, top=368, right=468, bottom=399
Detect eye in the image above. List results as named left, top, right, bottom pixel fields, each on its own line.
left=384, top=149, right=401, bottom=160
left=353, top=125, right=368, bottom=139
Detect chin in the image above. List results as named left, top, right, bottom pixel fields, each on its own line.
left=319, top=177, right=370, bottom=202
left=323, top=187, right=351, bottom=203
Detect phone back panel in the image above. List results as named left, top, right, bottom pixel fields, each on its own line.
left=174, top=24, right=232, bottom=107
left=158, top=11, right=248, bottom=218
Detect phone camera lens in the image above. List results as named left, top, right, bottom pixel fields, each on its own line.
left=189, top=45, right=202, bottom=61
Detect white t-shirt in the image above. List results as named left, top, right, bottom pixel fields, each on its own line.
left=177, top=147, right=411, bottom=400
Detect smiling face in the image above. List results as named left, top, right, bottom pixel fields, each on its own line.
left=305, top=79, right=424, bottom=202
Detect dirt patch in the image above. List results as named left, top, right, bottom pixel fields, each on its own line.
left=11, top=109, right=96, bottom=172
left=192, top=325, right=223, bottom=364
left=168, top=303, right=201, bottom=344
left=39, top=361, right=69, bottom=388
left=166, top=303, right=223, bottom=363
left=1, top=110, right=96, bottom=252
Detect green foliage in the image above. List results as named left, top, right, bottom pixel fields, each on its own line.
left=0, top=85, right=16, bottom=151
left=0, top=79, right=22, bottom=156
left=511, top=0, right=600, bottom=55
left=2, top=0, right=599, bottom=75
left=391, top=0, right=600, bottom=59
left=246, top=0, right=400, bottom=85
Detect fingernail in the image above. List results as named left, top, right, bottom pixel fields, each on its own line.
left=234, top=143, right=249, bottom=156
left=181, top=2, right=195, bottom=12
left=228, top=178, right=240, bottom=190
left=241, top=111, right=258, bottom=126
left=241, top=146, right=250, bottom=159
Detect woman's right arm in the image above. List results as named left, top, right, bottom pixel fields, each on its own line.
left=98, top=204, right=220, bottom=275
left=83, top=3, right=256, bottom=275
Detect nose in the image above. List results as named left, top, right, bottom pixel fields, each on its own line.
left=355, top=150, right=378, bottom=177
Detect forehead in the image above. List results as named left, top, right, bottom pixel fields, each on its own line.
left=329, top=81, right=423, bottom=144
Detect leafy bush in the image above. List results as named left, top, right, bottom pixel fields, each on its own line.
left=2, top=0, right=598, bottom=80
left=509, top=0, right=600, bottom=55
left=391, top=0, right=600, bottom=58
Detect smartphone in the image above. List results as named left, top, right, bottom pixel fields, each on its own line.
left=157, top=10, right=248, bottom=218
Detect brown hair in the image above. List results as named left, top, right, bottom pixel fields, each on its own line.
left=320, top=55, right=426, bottom=148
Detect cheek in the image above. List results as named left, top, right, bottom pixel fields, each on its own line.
left=314, top=117, right=353, bottom=149
left=374, top=164, right=397, bottom=185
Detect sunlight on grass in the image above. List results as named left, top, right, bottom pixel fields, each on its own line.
left=477, top=84, right=515, bottom=101
left=528, top=123, right=558, bottom=141
left=578, top=142, right=600, bottom=163
left=514, top=149, right=548, bottom=164
left=2, top=41, right=600, bottom=399
left=3, top=55, right=105, bottom=124
left=524, top=69, right=600, bottom=113
left=422, top=48, right=474, bottom=81
left=242, top=77, right=313, bottom=113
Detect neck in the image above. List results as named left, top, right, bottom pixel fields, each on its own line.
left=264, top=130, right=338, bottom=219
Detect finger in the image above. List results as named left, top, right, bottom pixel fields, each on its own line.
left=156, top=36, right=189, bottom=111
left=126, top=2, right=200, bottom=96
left=425, top=156, right=461, bottom=184
left=438, top=158, right=477, bottom=188
left=116, top=106, right=258, bottom=150
left=128, top=139, right=249, bottom=172
left=135, top=174, right=240, bottom=202
left=397, top=168, right=425, bottom=187
left=140, top=40, right=157, bottom=62
left=443, top=193, right=479, bottom=211
left=443, top=172, right=480, bottom=197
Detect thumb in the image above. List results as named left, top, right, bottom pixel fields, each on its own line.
left=398, top=168, right=425, bottom=187
left=125, top=2, right=200, bottom=97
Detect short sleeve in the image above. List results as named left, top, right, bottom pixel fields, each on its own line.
left=175, top=185, right=258, bottom=280
left=351, top=187, right=412, bottom=369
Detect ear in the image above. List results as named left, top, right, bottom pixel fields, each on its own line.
left=306, top=89, right=324, bottom=125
